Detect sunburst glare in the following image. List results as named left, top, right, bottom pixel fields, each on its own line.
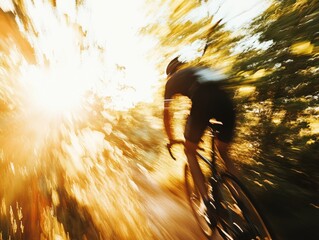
left=14, top=0, right=158, bottom=114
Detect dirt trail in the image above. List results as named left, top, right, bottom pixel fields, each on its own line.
left=132, top=165, right=209, bottom=240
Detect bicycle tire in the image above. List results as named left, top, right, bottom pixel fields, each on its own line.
left=184, top=164, right=215, bottom=239
left=215, top=173, right=273, bottom=240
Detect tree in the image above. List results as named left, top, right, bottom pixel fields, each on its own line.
left=230, top=1, right=319, bottom=238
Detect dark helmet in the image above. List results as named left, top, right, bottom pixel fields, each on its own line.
left=166, top=57, right=185, bottom=76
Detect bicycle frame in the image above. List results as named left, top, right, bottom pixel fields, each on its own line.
left=196, top=122, right=237, bottom=238
left=166, top=120, right=223, bottom=185
left=167, top=121, right=273, bottom=240
left=196, top=121, right=222, bottom=181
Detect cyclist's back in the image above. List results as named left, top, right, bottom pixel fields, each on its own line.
left=165, top=66, right=227, bottom=98
left=164, top=66, right=235, bottom=144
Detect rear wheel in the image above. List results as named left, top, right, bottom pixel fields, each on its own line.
left=215, top=173, right=273, bottom=240
left=185, top=163, right=273, bottom=240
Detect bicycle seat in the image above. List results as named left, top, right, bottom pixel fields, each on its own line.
left=208, top=119, right=223, bottom=130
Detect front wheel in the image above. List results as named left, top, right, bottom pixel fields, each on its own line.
left=215, top=173, right=273, bottom=240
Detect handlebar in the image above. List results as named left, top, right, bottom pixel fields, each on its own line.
left=166, top=140, right=184, bottom=160
left=166, top=140, right=206, bottom=161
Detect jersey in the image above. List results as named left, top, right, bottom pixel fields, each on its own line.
left=164, top=67, right=228, bottom=100
left=164, top=66, right=235, bottom=144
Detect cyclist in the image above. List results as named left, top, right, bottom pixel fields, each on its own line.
left=163, top=57, right=237, bottom=217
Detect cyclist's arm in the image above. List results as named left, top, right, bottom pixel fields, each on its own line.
left=164, top=99, right=174, bottom=142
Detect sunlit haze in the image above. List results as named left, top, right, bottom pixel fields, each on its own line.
left=4, top=0, right=159, bottom=113
left=0, top=0, right=270, bottom=114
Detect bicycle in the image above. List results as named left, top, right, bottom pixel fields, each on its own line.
left=167, top=120, right=273, bottom=240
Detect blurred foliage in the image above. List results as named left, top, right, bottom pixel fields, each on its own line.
left=141, top=0, right=239, bottom=73
left=231, top=0, right=319, bottom=186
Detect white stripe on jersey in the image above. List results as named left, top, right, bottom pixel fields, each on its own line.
left=194, top=68, right=228, bottom=84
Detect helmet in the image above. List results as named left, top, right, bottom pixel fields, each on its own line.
left=166, top=57, right=184, bottom=76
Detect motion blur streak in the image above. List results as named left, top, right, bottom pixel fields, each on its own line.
left=0, top=1, right=203, bottom=240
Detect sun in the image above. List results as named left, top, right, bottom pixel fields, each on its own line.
left=15, top=0, right=158, bottom=113
left=29, top=71, right=84, bottom=113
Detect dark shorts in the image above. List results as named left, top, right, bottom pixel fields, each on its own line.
left=184, top=84, right=236, bottom=144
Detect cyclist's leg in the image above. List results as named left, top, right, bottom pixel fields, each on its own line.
left=184, top=140, right=209, bottom=201
left=184, top=140, right=218, bottom=228
left=213, top=87, right=237, bottom=175
left=184, top=93, right=212, bottom=202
